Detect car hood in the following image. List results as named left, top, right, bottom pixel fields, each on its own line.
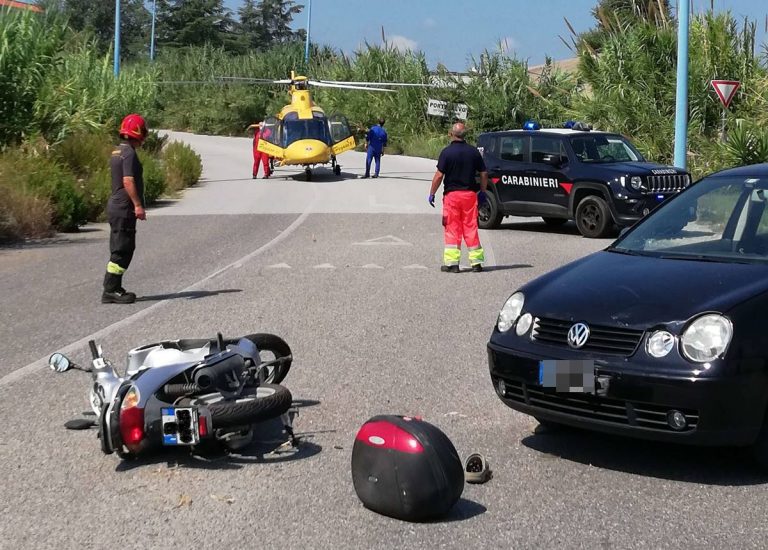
left=595, top=162, right=688, bottom=177
left=520, top=251, right=768, bottom=328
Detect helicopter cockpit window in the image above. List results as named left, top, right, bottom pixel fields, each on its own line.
left=282, top=118, right=333, bottom=147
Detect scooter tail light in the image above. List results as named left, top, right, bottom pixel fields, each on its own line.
left=198, top=415, right=208, bottom=437
left=119, top=386, right=144, bottom=450
left=119, top=406, right=145, bottom=449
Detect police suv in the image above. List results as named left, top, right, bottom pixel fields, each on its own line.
left=476, top=122, right=691, bottom=238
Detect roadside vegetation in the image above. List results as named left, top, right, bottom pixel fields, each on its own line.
left=1, top=0, right=767, bottom=241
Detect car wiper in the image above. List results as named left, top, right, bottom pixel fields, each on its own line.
left=606, top=247, right=642, bottom=256
left=657, top=253, right=752, bottom=264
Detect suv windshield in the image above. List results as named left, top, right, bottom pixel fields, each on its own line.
left=612, top=175, right=768, bottom=264
left=569, top=134, right=643, bottom=163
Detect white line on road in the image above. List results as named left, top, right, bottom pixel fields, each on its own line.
left=0, top=198, right=318, bottom=390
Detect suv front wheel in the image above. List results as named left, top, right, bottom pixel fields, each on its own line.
left=478, top=191, right=503, bottom=229
left=575, top=195, right=613, bottom=238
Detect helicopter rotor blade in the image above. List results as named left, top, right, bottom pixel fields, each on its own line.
left=308, top=80, right=395, bottom=92
left=216, top=77, right=293, bottom=84
left=316, top=79, right=435, bottom=88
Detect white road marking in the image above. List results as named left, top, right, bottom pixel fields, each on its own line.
left=267, top=263, right=292, bottom=269
left=403, top=264, right=429, bottom=270
left=352, top=235, right=412, bottom=246
left=360, top=264, right=384, bottom=269
left=313, top=263, right=335, bottom=269
left=0, top=199, right=318, bottom=390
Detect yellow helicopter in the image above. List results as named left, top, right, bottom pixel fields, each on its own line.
left=224, top=71, right=427, bottom=180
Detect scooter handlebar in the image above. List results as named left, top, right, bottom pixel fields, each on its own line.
left=88, top=340, right=99, bottom=360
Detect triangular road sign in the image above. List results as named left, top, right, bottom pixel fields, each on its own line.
left=711, top=80, right=741, bottom=109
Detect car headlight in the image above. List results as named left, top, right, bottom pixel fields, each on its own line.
left=497, top=292, right=524, bottom=333
left=680, top=314, right=733, bottom=363
left=516, top=313, right=533, bottom=336
left=630, top=176, right=643, bottom=191
left=647, top=330, right=675, bottom=358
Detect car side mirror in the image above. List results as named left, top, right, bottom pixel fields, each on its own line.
left=49, top=352, right=72, bottom=373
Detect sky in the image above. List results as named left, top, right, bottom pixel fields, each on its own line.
left=223, top=0, right=768, bottom=71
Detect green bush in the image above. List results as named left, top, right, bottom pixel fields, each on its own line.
left=77, top=167, right=111, bottom=222
left=142, top=130, right=169, bottom=156
left=138, top=152, right=167, bottom=204
left=163, top=141, right=202, bottom=193
left=0, top=149, right=86, bottom=231
left=0, top=180, right=54, bottom=241
left=52, top=130, right=112, bottom=177
left=400, top=133, right=449, bottom=160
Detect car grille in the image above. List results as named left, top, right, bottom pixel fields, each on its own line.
left=532, top=317, right=644, bottom=356
left=497, top=377, right=699, bottom=433
left=645, top=174, right=689, bottom=193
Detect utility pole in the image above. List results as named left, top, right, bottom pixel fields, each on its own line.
left=673, top=0, right=689, bottom=169
left=304, top=0, right=312, bottom=66
left=113, top=0, right=121, bottom=77
left=150, top=0, right=157, bottom=61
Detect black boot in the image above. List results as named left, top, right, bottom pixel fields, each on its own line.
left=102, top=273, right=136, bottom=304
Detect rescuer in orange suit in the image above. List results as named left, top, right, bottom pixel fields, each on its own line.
left=247, top=121, right=272, bottom=179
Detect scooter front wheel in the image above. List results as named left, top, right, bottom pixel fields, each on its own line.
left=194, top=384, right=292, bottom=429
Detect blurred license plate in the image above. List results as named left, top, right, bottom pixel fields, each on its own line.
left=538, top=360, right=595, bottom=394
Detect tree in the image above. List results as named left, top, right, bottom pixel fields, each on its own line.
left=241, top=0, right=305, bottom=48
left=51, top=0, right=150, bottom=60
left=157, top=0, right=238, bottom=51
left=580, top=0, right=672, bottom=51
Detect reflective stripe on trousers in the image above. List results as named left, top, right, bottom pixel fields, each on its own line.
left=443, top=190, right=484, bottom=266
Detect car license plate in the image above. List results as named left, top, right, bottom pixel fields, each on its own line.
left=161, top=407, right=200, bottom=446
left=538, top=360, right=596, bottom=394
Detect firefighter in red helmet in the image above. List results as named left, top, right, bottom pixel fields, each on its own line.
left=101, top=113, right=148, bottom=304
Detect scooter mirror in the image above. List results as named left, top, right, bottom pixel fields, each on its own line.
left=48, top=352, right=72, bottom=373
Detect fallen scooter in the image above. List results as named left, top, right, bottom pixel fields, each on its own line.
left=49, top=333, right=297, bottom=459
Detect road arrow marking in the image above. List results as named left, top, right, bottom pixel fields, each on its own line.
left=352, top=235, right=412, bottom=246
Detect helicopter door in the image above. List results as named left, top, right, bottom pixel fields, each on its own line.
left=256, top=116, right=284, bottom=159
left=329, top=114, right=356, bottom=156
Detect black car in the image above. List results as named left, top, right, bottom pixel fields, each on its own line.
left=487, top=163, right=768, bottom=466
left=476, top=126, right=691, bottom=237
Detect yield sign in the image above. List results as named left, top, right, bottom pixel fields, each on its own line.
left=711, top=80, right=741, bottom=109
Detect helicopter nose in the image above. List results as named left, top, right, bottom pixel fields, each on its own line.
left=285, top=139, right=329, bottom=164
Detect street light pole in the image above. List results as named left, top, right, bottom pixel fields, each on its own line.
left=113, top=0, right=121, bottom=77
left=150, top=0, right=157, bottom=61
left=673, top=0, right=690, bottom=169
left=304, top=0, right=312, bottom=66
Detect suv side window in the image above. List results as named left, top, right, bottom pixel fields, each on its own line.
left=531, top=136, right=565, bottom=164
left=499, top=135, right=526, bottom=162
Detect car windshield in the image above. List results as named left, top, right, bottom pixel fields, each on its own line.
left=569, top=134, right=644, bottom=163
left=611, top=174, right=768, bottom=264
left=282, top=118, right=332, bottom=147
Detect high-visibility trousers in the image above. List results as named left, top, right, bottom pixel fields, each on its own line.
left=443, top=190, right=484, bottom=266
left=253, top=139, right=270, bottom=177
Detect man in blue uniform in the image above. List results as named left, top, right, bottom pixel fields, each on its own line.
left=363, top=118, right=387, bottom=179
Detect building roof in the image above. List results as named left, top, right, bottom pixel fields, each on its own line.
left=0, top=0, right=42, bottom=11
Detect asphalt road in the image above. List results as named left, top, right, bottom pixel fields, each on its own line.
left=1, top=132, right=766, bottom=549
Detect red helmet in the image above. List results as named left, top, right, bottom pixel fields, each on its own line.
left=119, top=114, right=148, bottom=141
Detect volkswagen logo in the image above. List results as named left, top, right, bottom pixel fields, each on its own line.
left=567, top=322, right=590, bottom=349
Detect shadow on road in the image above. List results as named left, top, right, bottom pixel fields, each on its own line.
left=521, top=427, right=768, bottom=485
left=498, top=219, right=619, bottom=239
left=474, top=264, right=533, bottom=272
left=437, top=498, right=488, bottom=522
left=136, top=289, right=242, bottom=302
left=115, top=414, right=323, bottom=472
